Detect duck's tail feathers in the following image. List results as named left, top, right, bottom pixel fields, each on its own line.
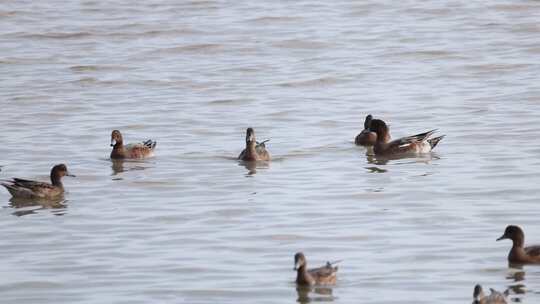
left=396, top=129, right=437, bottom=146
left=143, top=139, right=157, bottom=150
left=415, top=129, right=437, bottom=141
left=428, top=135, right=445, bottom=149
left=326, top=259, right=343, bottom=266
left=256, top=139, right=270, bottom=148
left=2, top=183, right=19, bottom=195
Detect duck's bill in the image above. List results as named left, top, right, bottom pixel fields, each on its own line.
left=496, top=235, right=506, bottom=241
left=67, top=173, right=76, bottom=177
left=294, top=262, right=301, bottom=270
left=110, top=139, right=116, bottom=146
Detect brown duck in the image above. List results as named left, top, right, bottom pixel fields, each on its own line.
left=110, top=130, right=156, bottom=159
left=472, top=284, right=508, bottom=304
left=368, top=119, right=444, bottom=156
left=355, top=114, right=381, bottom=146
left=1, top=164, right=75, bottom=199
left=238, top=128, right=270, bottom=161
left=294, top=252, right=338, bottom=286
left=497, top=225, right=540, bottom=264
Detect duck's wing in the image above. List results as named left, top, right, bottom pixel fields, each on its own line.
left=2, top=178, right=56, bottom=198
left=255, top=140, right=270, bottom=160
left=393, top=129, right=437, bottom=146
left=2, top=182, right=38, bottom=198
left=11, top=178, right=55, bottom=191
left=524, top=245, right=540, bottom=257
left=142, top=139, right=157, bottom=150
left=383, top=129, right=437, bottom=152
left=308, top=263, right=338, bottom=279
left=256, top=139, right=269, bottom=149
left=125, top=140, right=156, bottom=158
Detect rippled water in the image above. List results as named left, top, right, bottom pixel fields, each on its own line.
left=2, top=0, right=540, bottom=303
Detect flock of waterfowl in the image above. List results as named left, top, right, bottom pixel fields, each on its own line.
left=1, top=115, right=536, bottom=303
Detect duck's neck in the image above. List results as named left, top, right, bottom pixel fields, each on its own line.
left=114, top=139, right=124, bottom=149
left=245, top=141, right=258, bottom=159
left=111, top=140, right=125, bottom=158
left=296, top=265, right=312, bottom=285
left=375, top=130, right=390, bottom=143
left=512, top=235, right=525, bottom=249
left=50, top=172, right=63, bottom=188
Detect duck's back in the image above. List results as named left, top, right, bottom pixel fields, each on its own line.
left=3, top=179, right=61, bottom=198
left=308, top=264, right=338, bottom=285
left=524, top=245, right=540, bottom=262
left=483, top=289, right=507, bottom=304
left=125, top=141, right=156, bottom=159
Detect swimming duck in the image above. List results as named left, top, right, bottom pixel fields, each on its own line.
left=355, top=114, right=382, bottom=146
left=294, top=252, right=338, bottom=286
left=1, top=164, right=75, bottom=199
left=472, top=284, right=508, bottom=304
left=238, top=128, right=270, bottom=161
left=368, top=119, right=444, bottom=156
left=110, top=130, right=156, bottom=159
left=497, top=225, right=540, bottom=264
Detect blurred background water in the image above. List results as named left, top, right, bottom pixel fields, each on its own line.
left=1, top=0, right=540, bottom=303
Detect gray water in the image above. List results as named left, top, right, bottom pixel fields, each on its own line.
left=2, top=0, right=540, bottom=303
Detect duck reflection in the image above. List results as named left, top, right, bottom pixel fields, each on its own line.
left=111, top=158, right=126, bottom=175
left=110, top=159, right=151, bottom=176
left=506, top=267, right=526, bottom=296
left=8, top=196, right=67, bottom=216
left=238, top=160, right=269, bottom=176
left=296, top=285, right=335, bottom=303
left=366, top=153, right=389, bottom=166
left=365, top=152, right=441, bottom=173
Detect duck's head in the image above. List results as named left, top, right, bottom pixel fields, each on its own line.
left=294, top=252, right=307, bottom=270
left=497, top=225, right=524, bottom=245
left=368, top=119, right=389, bottom=139
left=245, top=128, right=256, bottom=145
left=111, top=130, right=123, bottom=147
left=51, top=164, right=75, bottom=178
left=472, top=284, right=484, bottom=303
left=364, top=114, right=373, bottom=130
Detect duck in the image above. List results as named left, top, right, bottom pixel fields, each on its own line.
left=1, top=164, right=75, bottom=199
left=238, top=128, right=270, bottom=161
left=355, top=114, right=384, bottom=146
left=472, top=284, right=508, bottom=304
left=497, top=225, right=540, bottom=264
left=110, top=130, right=156, bottom=159
left=368, top=119, right=444, bottom=156
left=294, top=252, right=338, bottom=286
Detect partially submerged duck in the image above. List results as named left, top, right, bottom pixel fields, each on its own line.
left=238, top=128, right=270, bottom=161
left=355, top=114, right=382, bottom=146
left=1, top=164, right=75, bottom=199
left=497, top=225, right=540, bottom=264
left=110, top=130, right=156, bottom=159
left=368, top=119, right=444, bottom=156
left=472, top=284, right=508, bottom=304
left=294, top=252, right=338, bottom=286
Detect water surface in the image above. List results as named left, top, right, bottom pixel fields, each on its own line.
left=2, top=0, right=540, bottom=303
